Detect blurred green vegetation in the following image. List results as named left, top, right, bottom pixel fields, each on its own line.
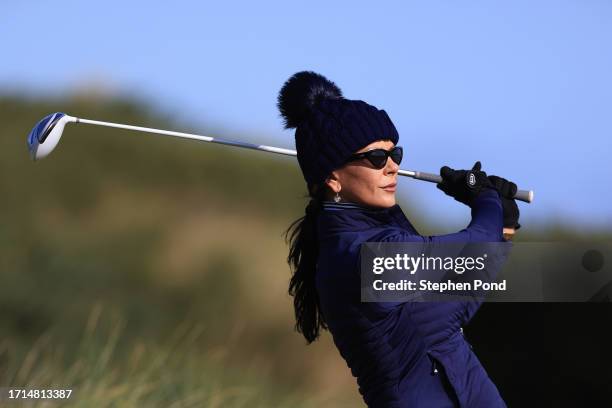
left=0, top=95, right=361, bottom=406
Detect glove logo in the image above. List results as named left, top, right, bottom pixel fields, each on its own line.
left=468, top=172, right=476, bottom=187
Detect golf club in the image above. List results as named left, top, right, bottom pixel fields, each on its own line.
left=26, top=112, right=534, bottom=203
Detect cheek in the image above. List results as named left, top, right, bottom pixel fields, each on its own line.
left=365, top=171, right=383, bottom=192
left=346, top=169, right=381, bottom=195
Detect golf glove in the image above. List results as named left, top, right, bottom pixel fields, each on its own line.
left=488, top=175, right=521, bottom=230
left=436, top=161, right=493, bottom=207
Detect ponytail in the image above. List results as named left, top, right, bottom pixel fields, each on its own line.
left=284, top=184, right=328, bottom=343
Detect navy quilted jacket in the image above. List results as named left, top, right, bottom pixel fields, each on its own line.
left=315, top=188, right=507, bottom=407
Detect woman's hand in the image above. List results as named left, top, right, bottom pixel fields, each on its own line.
left=503, top=228, right=516, bottom=240
left=488, top=175, right=521, bottom=231
left=436, top=161, right=493, bottom=207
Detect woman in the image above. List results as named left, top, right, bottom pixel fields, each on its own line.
left=279, top=71, right=520, bottom=408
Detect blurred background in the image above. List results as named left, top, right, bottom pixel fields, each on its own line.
left=1, top=1, right=611, bottom=406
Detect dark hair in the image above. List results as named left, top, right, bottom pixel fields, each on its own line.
left=284, top=183, right=328, bottom=343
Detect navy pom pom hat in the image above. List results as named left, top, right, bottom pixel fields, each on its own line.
left=277, top=71, right=399, bottom=187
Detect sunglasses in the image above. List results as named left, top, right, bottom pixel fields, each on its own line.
left=346, top=146, right=403, bottom=169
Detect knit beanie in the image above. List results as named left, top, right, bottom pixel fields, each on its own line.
left=277, top=71, right=399, bottom=186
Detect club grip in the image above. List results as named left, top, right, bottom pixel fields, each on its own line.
left=413, top=171, right=443, bottom=184
left=413, top=171, right=534, bottom=203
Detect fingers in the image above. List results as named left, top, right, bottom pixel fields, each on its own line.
left=488, top=175, right=518, bottom=198
left=508, top=181, right=517, bottom=197
left=488, top=175, right=502, bottom=192
left=441, top=162, right=482, bottom=179
left=440, top=166, right=454, bottom=180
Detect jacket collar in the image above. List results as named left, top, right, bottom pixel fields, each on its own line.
left=318, top=200, right=419, bottom=235
left=321, top=200, right=373, bottom=211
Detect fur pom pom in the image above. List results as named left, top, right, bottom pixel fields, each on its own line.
left=277, top=71, right=343, bottom=129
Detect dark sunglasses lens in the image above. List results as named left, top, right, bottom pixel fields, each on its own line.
left=390, top=147, right=403, bottom=165
left=367, top=150, right=388, bottom=168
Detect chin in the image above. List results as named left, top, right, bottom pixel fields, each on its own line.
left=356, top=192, right=396, bottom=208
left=371, top=194, right=396, bottom=208
left=384, top=197, right=397, bottom=207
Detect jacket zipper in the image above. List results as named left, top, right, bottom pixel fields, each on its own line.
left=429, top=327, right=472, bottom=376
left=460, top=327, right=474, bottom=350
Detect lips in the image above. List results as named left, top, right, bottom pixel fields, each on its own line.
left=381, top=183, right=397, bottom=192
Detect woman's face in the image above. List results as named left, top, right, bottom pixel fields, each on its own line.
left=325, top=140, right=399, bottom=208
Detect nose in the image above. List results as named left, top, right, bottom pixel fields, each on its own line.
left=384, top=156, right=399, bottom=175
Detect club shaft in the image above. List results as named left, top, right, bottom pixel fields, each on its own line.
left=75, top=118, right=297, bottom=156
left=73, top=117, right=534, bottom=203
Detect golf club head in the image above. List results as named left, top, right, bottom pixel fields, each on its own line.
left=27, top=112, right=76, bottom=161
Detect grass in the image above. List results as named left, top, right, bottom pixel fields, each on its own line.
left=1, top=306, right=323, bottom=407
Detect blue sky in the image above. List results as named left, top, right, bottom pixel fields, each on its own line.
left=2, top=1, right=611, bottom=230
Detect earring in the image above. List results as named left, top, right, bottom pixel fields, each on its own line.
left=334, top=191, right=341, bottom=203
